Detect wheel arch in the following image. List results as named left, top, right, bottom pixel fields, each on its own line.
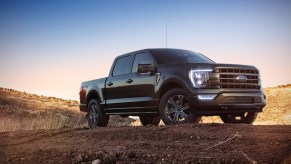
left=86, top=90, right=102, bottom=111
left=159, top=78, right=188, bottom=99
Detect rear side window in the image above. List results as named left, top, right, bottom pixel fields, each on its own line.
left=112, top=56, right=132, bottom=76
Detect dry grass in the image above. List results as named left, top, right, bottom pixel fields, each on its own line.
left=0, top=111, right=86, bottom=132
left=0, top=88, right=134, bottom=132
left=255, top=84, right=291, bottom=125
left=0, top=88, right=87, bottom=132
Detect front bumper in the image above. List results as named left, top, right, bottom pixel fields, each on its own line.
left=187, top=91, right=266, bottom=115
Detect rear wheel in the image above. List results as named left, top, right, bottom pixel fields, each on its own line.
left=159, top=88, right=201, bottom=125
left=87, top=99, right=109, bottom=128
left=220, top=112, right=258, bottom=124
left=139, top=115, right=161, bottom=126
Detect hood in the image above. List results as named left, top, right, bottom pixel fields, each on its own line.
left=159, top=63, right=258, bottom=71
left=189, top=63, right=258, bottom=71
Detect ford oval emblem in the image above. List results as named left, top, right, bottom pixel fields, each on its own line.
left=236, top=75, right=248, bottom=82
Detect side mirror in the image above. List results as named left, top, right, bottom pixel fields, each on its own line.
left=137, top=64, right=156, bottom=74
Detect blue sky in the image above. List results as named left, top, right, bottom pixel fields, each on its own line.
left=0, top=0, right=291, bottom=100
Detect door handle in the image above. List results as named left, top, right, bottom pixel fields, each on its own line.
left=126, top=79, right=133, bottom=83
left=107, top=82, right=113, bottom=86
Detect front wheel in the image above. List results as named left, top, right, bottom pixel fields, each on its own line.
left=87, top=99, right=109, bottom=128
left=220, top=112, right=258, bottom=124
left=159, top=88, right=201, bottom=125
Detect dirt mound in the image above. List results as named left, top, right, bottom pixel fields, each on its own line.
left=0, top=124, right=290, bottom=163
left=0, top=88, right=134, bottom=132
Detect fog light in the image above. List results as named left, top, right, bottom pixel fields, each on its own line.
left=198, top=94, right=216, bottom=100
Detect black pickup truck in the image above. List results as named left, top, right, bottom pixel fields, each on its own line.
left=79, top=49, right=266, bottom=127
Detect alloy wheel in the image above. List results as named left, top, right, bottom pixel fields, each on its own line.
left=165, top=94, right=191, bottom=123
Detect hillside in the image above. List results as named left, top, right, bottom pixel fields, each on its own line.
left=0, top=84, right=290, bottom=132
left=0, top=88, right=133, bottom=132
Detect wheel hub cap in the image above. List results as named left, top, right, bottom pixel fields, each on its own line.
left=166, top=95, right=191, bottom=123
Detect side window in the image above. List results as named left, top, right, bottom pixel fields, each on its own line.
left=132, top=53, right=154, bottom=73
left=112, top=55, right=132, bottom=76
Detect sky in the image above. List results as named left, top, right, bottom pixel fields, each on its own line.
left=0, top=0, right=291, bottom=100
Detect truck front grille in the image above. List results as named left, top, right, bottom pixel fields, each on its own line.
left=215, top=68, right=260, bottom=89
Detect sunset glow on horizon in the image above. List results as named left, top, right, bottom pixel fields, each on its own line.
left=1, top=0, right=291, bottom=100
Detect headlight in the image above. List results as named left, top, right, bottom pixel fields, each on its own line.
left=189, top=69, right=212, bottom=88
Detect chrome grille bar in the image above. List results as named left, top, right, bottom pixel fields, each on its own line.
left=215, top=68, right=260, bottom=89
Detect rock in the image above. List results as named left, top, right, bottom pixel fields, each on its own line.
left=92, top=159, right=102, bottom=164
left=75, top=154, right=83, bottom=162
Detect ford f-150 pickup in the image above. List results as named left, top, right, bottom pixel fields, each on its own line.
left=79, top=49, right=266, bottom=127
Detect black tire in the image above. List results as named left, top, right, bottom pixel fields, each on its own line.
left=87, top=99, right=109, bottom=128
left=139, top=115, right=161, bottom=126
left=159, top=88, right=201, bottom=125
left=220, top=112, right=258, bottom=124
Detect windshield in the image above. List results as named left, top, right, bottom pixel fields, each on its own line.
left=150, top=49, right=214, bottom=65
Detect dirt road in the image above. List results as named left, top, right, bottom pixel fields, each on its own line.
left=0, top=124, right=290, bottom=163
